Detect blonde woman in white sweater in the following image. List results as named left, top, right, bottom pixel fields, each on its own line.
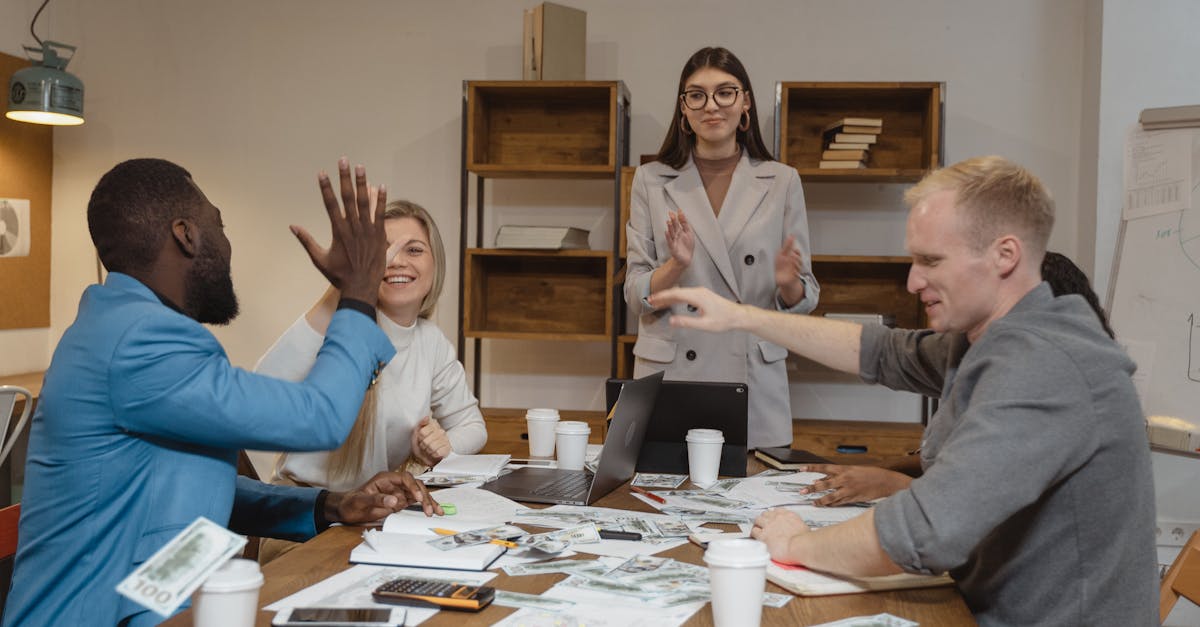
left=257, top=200, right=486, bottom=494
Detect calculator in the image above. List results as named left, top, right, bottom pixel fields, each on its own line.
left=371, top=577, right=495, bottom=612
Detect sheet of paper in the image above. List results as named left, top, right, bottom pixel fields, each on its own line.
left=429, top=452, right=510, bottom=476
left=1123, top=125, right=1193, bottom=220
left=264, top=564, right=496, bottom=625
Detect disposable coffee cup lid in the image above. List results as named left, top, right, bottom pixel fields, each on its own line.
left=686, top=428, right=724, bottom=443
left=526, top=408, right=560, bottom=421
left=200, top=558, right=263, bottom=593
left=555, top=420, right=591, bottom=435
left=703, top=538, right=769, bottom=568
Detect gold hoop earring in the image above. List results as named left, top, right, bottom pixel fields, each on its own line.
left=680, top=116, right=694, bottom=136
left=738, top=111, right=751, bottom=132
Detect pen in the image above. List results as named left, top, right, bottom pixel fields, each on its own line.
left=432, top=527, right=518, bottom=549
left=630, top=485, right=666, bottom=504
left=598, top=529, right=642, bottom=541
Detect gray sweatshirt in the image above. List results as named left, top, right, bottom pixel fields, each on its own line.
left=861, top=282, right=1157, bottom=627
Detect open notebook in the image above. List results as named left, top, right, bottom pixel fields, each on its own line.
left=767, top=560, right=953, bottom=596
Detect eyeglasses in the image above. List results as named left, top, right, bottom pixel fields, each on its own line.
left=680, top=86, right=744, bottom=110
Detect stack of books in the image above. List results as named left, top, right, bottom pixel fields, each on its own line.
left=819, top=117, right=883, bottom=169
left=495, top=225, right=590, bottom=250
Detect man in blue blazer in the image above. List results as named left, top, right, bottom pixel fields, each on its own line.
left=2, top=158, right=440, bottom=626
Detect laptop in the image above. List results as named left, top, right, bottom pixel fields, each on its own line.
left=605, top=378, right=749, bottom=477
left=480, top=371, right=663, bottom=506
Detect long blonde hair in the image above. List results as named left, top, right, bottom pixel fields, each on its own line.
left=325, top=200, right=447, bottom=484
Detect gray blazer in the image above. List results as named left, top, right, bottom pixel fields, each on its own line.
left=625, top=153, right=819, bottom=448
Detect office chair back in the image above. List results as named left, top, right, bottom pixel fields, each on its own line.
left=0, top=386, right=33, bottom=468
left=1161, top=529, right=1200, bottom=623
left=0, top=503, right=17, bottom=560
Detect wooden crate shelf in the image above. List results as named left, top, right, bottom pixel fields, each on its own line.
left=463, top=248, right=614, bottom=340
left=811, top=255, right=925, bottom=329
left=618, top=165, right=636, bottom=258
left=616, top=334, right=637, bottom=379
left=777, top=81, right=943, bottom=183
left=466, top=81, right=629, bottom=178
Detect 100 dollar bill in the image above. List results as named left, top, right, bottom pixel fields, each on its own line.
left=116, top=517, right=247, bottom=617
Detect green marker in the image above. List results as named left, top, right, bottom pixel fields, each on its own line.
left=440, top=503, right=457, bottom=515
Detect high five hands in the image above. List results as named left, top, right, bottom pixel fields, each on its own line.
left=290, top=158, right=403, bottom=306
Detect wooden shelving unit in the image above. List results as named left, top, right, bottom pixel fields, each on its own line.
left=463, top=248, right=613, bottom=340
left=458, top=80, right=630, bottom=395
left=810, top=255, right=925, bottom=329
left=775, top=81, right=944, bottom=183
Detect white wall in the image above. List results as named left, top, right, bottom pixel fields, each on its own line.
left=0, top=0, right=1089, bottom=423
left=1086, top=2, right=1200, bottom=623
left=1091, top=0, right=1200, bottom=297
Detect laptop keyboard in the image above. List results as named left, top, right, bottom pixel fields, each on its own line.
left=531, top=471, right=593, bottom=498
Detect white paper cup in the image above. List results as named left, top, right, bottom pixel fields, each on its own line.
left=526, top=408, right=560, bottom=457
left=193, top=558, right=263, bottom=627
left=704, top=538, right=770, bottom=627
left=686, top=428, right=724, bottom=488
left=555, top=421, right=591, bottom=471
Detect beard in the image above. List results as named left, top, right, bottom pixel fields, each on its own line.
left=184, top=237, right=239, bottom=325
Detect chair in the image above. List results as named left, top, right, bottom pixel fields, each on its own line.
left=0, top=386, right=33, bottom=468
left=236, top=450, right=262, bottom=562
left=1161, top=529, right=1200, bottom=623
left=0, top=503, right=19, bottom=612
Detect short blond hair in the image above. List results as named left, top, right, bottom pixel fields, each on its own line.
left=904, top=156, right=1054, bottom=257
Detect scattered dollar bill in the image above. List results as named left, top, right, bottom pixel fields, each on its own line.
left=605, top=555, right=667, bottom=578
left=611, top=516, right=656, bottom=537
left=671, top=493, right=755, bottom=510
left=762, top=591, right=793, bottom=607
left=428, top=523, right=527, bottom=550
left=511, top=510, right=592, bottom=528
left=494, top=590, right=576, bottom=612
left=541, top=523, right=602, bottom=545
left=559, top=574, right=659, bottom=598
left=647, top=590, right=710, bottom=607
left=652, top=519, right=692, bottom=537
left=708, top=478, right=745, bottom=492
left=503, top=558, right=611, bottom=577
left=631, top=473, right=688, bottom=488
left=115, top=517, right=247, bottom=617
left=418, top=473, right=490, bottom=487
left=677, top=512, right=753, bottom=525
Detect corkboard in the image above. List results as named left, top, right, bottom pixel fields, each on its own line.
left=0, top=51, right=53, bottom=330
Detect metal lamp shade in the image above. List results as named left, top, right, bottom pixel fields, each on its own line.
left=6, top=41, right=84, bottom=126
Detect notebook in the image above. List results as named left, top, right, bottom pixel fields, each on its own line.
left=480, top=371, right=663, bottom=506
left=605, top=379, right=749, bottom=477
left=754, top=447, right=831, bottom=470
left=766, top=560, right=953, bottom=596
left=350, top=531, right=506, bottom=571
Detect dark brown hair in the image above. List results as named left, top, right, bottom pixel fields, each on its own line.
left=654, top=47, right=774, bottom=169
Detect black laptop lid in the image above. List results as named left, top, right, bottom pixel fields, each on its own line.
left=605, top=378, right=748, bottom=477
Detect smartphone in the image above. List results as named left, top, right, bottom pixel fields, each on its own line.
left=272, top=606, right=406, bottom=627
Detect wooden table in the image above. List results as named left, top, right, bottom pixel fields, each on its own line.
left=163, top=458, right=974, bottom=627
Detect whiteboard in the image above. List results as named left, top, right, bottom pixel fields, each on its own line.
left=1107, top=128, right=1200, bottom=421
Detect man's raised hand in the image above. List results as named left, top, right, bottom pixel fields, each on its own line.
left=291, top=158, right=399, bottom=305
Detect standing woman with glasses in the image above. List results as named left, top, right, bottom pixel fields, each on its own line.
left=626, top=47, right=819, bottom=449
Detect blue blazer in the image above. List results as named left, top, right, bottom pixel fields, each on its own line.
left=3, top=273, right=395, bottom=626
